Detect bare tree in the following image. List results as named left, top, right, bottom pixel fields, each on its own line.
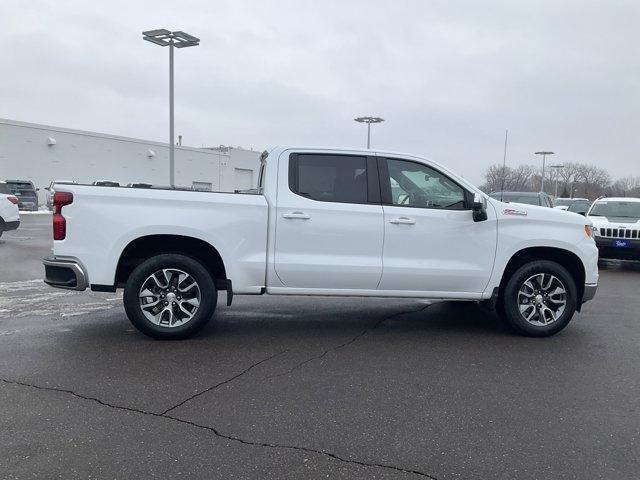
left=511, top=165, right=537, bottom=191
left=480, top=164, right=537, bottom=193
left=481, top=164, right=509, bottom=193
left=481, top=161, right=617, bottom=200
left=575, top=164, right=611, bottom=199
left=557, top=162, right=581, bottom=197
left=610, top=176, right=640, bottom=197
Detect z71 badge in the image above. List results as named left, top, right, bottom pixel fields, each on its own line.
left=503, top=208, right=527, bottom=216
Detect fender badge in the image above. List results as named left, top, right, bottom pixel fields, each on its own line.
left=503, top=208, right=527, bottom=216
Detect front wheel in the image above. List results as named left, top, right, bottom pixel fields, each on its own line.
left=123, top=254, right=217, bottom=340
left=500, top=260, right=578, bottom=337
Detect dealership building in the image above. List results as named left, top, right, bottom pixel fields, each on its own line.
left=0, top=118, right=261, bottom=205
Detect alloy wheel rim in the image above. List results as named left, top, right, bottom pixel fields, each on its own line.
left=517, top=273, right=567, bottom=326
left=138, top=268, right=201, bottom=328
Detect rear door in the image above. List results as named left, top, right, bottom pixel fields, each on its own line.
left=378, top=157, right=497, bottom=295
left=273, top=152, right=384, bottom=289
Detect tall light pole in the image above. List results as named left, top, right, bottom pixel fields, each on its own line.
left=549, top=164, right=564, bottom=198
left=354, top=116, right=384, bottom=149
left=143, top=29, right=200, bottom=187
left=534, top=151, right=554, bottom=193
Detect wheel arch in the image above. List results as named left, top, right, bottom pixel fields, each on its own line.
left=115, top=234, right=228, bottom=290
left=499, top=246, right=586, bottom=310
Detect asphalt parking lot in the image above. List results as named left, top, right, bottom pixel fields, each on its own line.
left=1, top=215, right=639, bottom=479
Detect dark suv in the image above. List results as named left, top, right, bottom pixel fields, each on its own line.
left=489, top=191, right=555, bottom=208
left=5, top=180, right=38, bottom=211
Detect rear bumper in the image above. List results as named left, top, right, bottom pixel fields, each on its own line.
left=43, top=256, right=88, bottom=291
left=2, top=220, right=20, bottom=232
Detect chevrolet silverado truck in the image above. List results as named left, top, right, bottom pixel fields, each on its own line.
left=43, top=146, right=598, bottom=339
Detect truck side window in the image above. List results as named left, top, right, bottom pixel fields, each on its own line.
left=290, top=154, right=368, bottom=204
left=384, top=158, right=467, bottom=210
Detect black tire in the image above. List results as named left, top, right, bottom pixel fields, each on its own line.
left=499, top=260, right=578, bottom=337
left=123, top=254, right=217, bottom=340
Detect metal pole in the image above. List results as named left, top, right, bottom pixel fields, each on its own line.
left=169, top=41, right=175, bottom=187
left=500, top=129, right=509, bottom=201
left=367, top=123, right=371, bottom=149
left=555, top=173, right=559, bottom=198
left=540, top=153, right=547, bottom=192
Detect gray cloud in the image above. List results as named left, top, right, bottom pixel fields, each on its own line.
left=1, top=0, right=638, bottom=183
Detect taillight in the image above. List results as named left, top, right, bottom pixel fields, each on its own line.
left=53, top=191, right=73, bottom=240
left=7, top=196, right=18, bottom=205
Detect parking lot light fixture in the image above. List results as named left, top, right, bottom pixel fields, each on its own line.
left=354, top=116, right=384, bottom=149
left=143, top=29, right=200, bottom=187
left=535, top=151, right=554, bottom=193
left=549, top=164, right=565, bottom=198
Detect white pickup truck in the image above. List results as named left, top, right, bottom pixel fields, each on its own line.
left=43, top=146, right=598, bottom=339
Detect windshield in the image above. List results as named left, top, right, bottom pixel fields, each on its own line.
left=555, top=199, right=573, bottom=207
left=10, top=185, right=36, bottom=197
left=491, top=193, right=540, bottom=206
left=7, top=182, right=33, bottom=190
left=567, top=202, right=590, bottom=213
left=589, top=201, right=640, bottom=218
left=0, top=184, right=10, bottom=194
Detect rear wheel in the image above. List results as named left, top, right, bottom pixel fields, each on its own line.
left=500, top=260, right=578, bottom=337
left=123, top=254, right=217, bottom=339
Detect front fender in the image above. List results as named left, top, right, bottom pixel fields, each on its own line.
left=484, top=215, right=597, bottom=297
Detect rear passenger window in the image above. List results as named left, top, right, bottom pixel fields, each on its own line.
left=289, top=154, right=368, bottom=204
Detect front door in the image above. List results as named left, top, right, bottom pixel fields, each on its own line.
left=274, top=152, right=384, bottom=290
left=378, top=157, right=497, bottom=295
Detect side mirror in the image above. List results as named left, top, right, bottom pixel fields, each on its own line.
left=472, top=194, right=488, bottom=222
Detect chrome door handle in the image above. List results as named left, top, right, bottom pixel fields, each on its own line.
left=389, top=217, right=415, bottom=225
left=282, top=212, right=310, bottom=220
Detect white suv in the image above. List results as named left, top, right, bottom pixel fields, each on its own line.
left=0, top=181, right=20, bottom=238
left=588, top=197, right=640, bottom=260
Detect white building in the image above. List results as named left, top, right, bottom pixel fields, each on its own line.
left=0, top=118, right=261, bottom=205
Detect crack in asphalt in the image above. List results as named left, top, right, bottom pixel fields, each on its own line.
left=161, top=350, right=287, bottom=415
left=269, top=303, right=433, bottom=380
left=162, top=413, right=438, bottom=478
left=0, top=303, right=438, bottom=478
left=0, top=377, right=437, bottom=478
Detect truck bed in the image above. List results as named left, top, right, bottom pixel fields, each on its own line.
left=52, top=184, right=268, bottom=293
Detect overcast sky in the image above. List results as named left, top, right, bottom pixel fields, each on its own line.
left=1, top=0, right=639, bottom=184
